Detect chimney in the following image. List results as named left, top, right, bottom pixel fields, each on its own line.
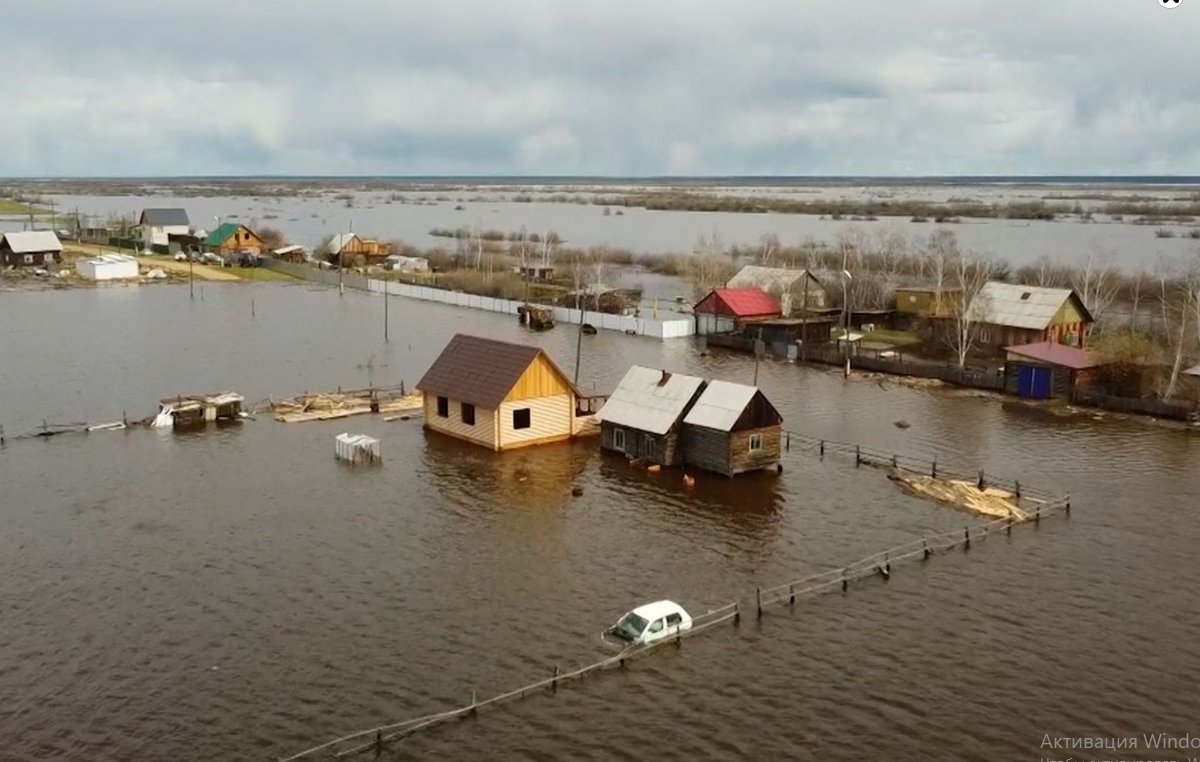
left=658, top=369, right=672, bottom=387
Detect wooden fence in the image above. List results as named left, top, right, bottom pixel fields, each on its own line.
left=1072, top=389, right=1196, bottom=422
left=275, top=433, right=1072, bottom=761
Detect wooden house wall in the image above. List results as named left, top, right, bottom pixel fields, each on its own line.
left=423, top=394, right=499, bottom=449
left=729, top=427, right=782, bottom=475
left=498, top=395, right=573, bottom=449
left=1, top=247, right=56, bottom=267
left=505, top=354, right=573, bottom=401
left=680, top=426, right=731, bottom=475
left=214, top=227, right=264, bottom=255
left=600, top=421, right=680, bottom=467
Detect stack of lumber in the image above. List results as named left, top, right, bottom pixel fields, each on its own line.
left=271, top=388, right=423, bottom=423
left=887, top=471, right=1030, bottom=521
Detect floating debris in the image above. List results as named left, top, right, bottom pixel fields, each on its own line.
left=887, top=470, right=1029, bottom=520
left=272, top=385, right=422, bottom=423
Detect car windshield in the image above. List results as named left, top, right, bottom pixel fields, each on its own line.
left=615, top=612, right=649, bottom=640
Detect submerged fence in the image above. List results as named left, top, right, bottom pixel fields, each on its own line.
left=261, top=259, right=695, bottom=339
left=276, top=435, right=1072, bottom=761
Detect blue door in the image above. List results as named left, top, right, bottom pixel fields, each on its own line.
left=1016, top=366, right=1052, bottom=398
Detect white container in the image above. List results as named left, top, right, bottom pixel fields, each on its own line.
left=334, top=433, right=381, bottom=464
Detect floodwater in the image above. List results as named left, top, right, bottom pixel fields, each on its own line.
left=2, top=282, right=1199, bottom=762
left=19, top=186, right=1200, bottom=271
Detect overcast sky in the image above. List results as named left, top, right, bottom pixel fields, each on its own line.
left=3, top=0, right=1197, bottom=177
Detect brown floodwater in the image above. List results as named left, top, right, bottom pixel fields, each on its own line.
left=1, top=283, right=1199, bottom=762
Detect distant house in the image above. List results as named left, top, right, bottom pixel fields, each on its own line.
left=1002, top=341, right=1105, bottom=399
left=272, top=244, right=309, bottom=264
left=417, top=334, right=581, bottom=451
left=596, top=366, right=707, bottom=467
left=0, top=231, right=63, bottom=267
left=693, top=287, right=783, bottom=335
left=326, top=233, right=389, bottom=264
left=139, top=208, right=191, bottom=247
left=681, top=380, right=784, bottom=476
left=726, top=265, right=827, bottom=316
left=893, top=286, right=962, bottom=329
left=969, top=282, right=1094, bottom=351
left=519, top=265, right=555, bottom=282
left=206, top=223, right=264, bottom=257
left=384, top=255, right=430, bottom=273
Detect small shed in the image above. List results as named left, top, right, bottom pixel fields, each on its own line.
left=681, top=380, right=784, bottom=477
left=596, top=366, right=707, bottom=467
left=693, top=287, right=782, bottom=335
left=155, top=392, right=245, bottom=429
left=77, top=253, right=140, bottom=280
left=1003, top=341, right=1104, bottom=399
left=1, top=231, right=64, bottom=267
left=334, top=433, right=381, bottom=464
left=385, top=255, right=430, bottom=272
left=273, top=244, right=309, bottom=263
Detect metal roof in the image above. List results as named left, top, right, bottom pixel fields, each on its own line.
left=1183, top=363, right=1200, bottom=377
left=1004, top=341, right=1103, bottom=370
left=595, top=365, right=706, bottom=435
left=327, top=233, right=360, bottom=254
left=273, top=244, right=306, bottom=255
left=682, top=379, right=758, bottom=431
left=139, top=208, right=190, bottom=226
left=205, top=223, right=256, bottom=247
left=967, top=282, right=1081, bottom=330
left=727, top=265, right=813, bottom=292
left=1, top=230, right=63, bottom=253
left=417, top=334, right=568, bottom=409
left=693, top=287, right=781, bottom=318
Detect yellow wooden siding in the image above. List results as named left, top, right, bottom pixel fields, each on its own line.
left=498, top=394, right=573, bottom=450
left=1051, top=298, right=1085, bottom=326
left=423, top=394, right=498, bottom=449
left=505, top=354, right=572, bottom=402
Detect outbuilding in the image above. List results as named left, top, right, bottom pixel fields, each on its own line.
left=681, top=380, right=784, bottom=476
left=76, top=253, right=140, bottom=280
left=1, top=231, right=64, bottom=268
left=693, top=287, right=782, bottom=335
left=1002, top=341, right=1104, bottom=399
left=596, top=366, right=707, bottom=467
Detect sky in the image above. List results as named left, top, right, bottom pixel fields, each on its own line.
left=2, top=0, right=1198, bottom=177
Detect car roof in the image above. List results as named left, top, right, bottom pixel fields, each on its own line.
left=629, top=600, right=688, bottom=621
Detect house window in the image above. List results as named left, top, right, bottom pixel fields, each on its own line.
left=613, top=428, right=626, bottom=451
left=978, top=327, right=992, bottom=344
left=643, top=434, right=656, bottom=459
left=461, top=403, right=475, bottom=426
left=749, top=434, right=764, bottom=452
left=512, top=408, right=531, bottom=430
left=23, top=254, right=34, bottom=264
left=436, top=396, right=449, bottom=418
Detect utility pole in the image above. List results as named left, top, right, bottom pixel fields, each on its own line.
left=753, top=327, right=763, bottom=386
left=383, top=280, right=389, bottom=341
left=573, top=301, right=585, bottom=385
left=189, top=255, right=194, bottom=299
left=340, top=219, right=351, bottom=296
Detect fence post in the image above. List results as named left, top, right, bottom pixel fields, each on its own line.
left=1006, top=517, right=1013, bottom=535
left=1065, top=493, right=1071, bottom=516
left=470, top=689, right=478, bottom=715
left=820, top=440, right=825, bottom=458
left=788, top=583, right=795, bottom=605
left=1014, top=480, right=1021, bottom=501
left=923, top=538, right=931, bottom=559
left=756, top=588, right=763, bottom=619
left=964, top=527, right=971, bottom=550
left=785, top=431, right=790, bottom=452
left=977, top=470, right=985, bottom=491
left=931, top=456, right=937, bottom=478
left=374, top=730, right=383, bottom=757
left=734, top=601, right=741, bottom=625
left=891, top=454, right=897, bottom=468
left=841, top=569, right=848, bottom=592
left=855, top=445, right=861, bottom=467
left=552, top=664, right=560, bottom=693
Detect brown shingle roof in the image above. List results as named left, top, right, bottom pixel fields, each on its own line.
left=417, top=334, right=558, bottom=408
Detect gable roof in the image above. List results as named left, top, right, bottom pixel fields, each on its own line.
left=1004, top=341, right=1103, bottom=370
left=2, top=230, right=63, bottom=253
left=727, top=265, right=818, bottom=293
left=595, top=365, right=706, bottom=435
left=682, top=380, right=763, bottom=431
left=139, top=208, right=190, bottom=227
left=327, top=233, right=361, bottom=254
left=205, top=223, right=260, bottom=247
left=694, top=287, right=782, bottom=318
left=967, top=282, right=1092, bottom=330
left=416, top=334, right=569, bottom=408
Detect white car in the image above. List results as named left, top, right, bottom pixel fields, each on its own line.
left=606, top=600, right=693, bottom=645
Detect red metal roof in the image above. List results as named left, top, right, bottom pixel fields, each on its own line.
left=1004, top=341, right=1103, bottom=370
left=695, top=288, right=781, bottom=318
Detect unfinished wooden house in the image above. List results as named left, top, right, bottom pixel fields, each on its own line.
left=416, top=334, right=584, bottom=451
left=681, top=380, right=784, bottom=476
left=595, top=366, right=706, bottom=467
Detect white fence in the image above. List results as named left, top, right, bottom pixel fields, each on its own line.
left=262, top=259, right=694, bottom=340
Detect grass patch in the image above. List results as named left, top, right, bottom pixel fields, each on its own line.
left=833, top=327, right=921, bottom=346
left=238, top=266, right=297, bottom=282
left=0, top=198, right=50, bottom=215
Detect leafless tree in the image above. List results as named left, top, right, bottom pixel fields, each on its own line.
left=1157, top=252, right=1200, bottom=400
left=687, top=254, right=736, bottom=301
left=1018, top=255, right=1071, bottom=288
left=923, top=228, right=960, bottom=312
left=759, top=233, right=780, bottom=267
left=946, top=252, right=996, bottom=369
left=540, top=229, right=559, bottom=267
left=1072, top=247, right=1122, bottom=327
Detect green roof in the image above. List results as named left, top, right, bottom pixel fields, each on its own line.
left=205, top=222, right=243, bottom=247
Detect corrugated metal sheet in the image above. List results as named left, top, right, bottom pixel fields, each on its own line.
left=968, top=282, right=1074, bottom=330
left=694, top=288, right=781, bottom=318
left=2, top=231, right=63, bottom=253
left=727, top=265, right=810, bottom=292
left=682, top=380, right=756, bottom=431
left=139, top=208, right=190, bottom=226
left=1004, top=341, right=1102, bottom=370
left=595, top=366, right=705, bottom=435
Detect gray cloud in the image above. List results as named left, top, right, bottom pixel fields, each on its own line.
left=2, top=0, right=1198, bottom=176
